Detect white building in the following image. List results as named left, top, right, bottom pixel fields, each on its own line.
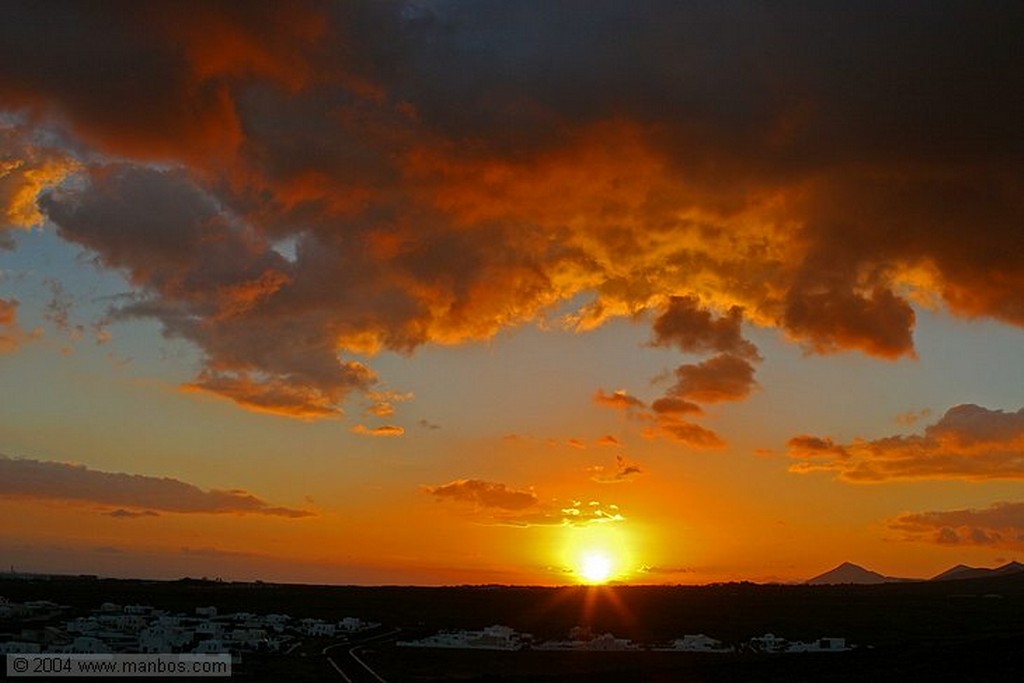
left=195, top=606, right=217, bottom=618
left=138, top=625, right=194, bottom=653
left=112, top=614, right=147, bottom=632
left=195, top=621, right=224, bottom=638
left=536, top=631, right=638, bottom=652
left=0, top=642, right=42, bottom=654
left=65, top=618, right=101, bottom=634
left=399, top=625, right=530, bottom=651
left=298, top=618, right=336, bottom=636
left=785, top=637, right=850, bottom=653
left=194, top=639, right=229, bottom=654
left=748, top=633, right=789, bottom=653
left=338, top=617, right=378, bottom=632
left=66, top=636, right=113, bottom=654
left=655, top=634, right=733, bottom=652
left=229, top=628, right=269, bottom=650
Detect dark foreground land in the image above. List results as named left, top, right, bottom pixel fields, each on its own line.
left=4, top=572, right=1024, bottom=681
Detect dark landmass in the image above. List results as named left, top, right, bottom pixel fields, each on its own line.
left=805, top=561, right=893, bottom=585
left=931, top=560, right=1024, bottom=582
left=3, top=572, right=1024, bottom=681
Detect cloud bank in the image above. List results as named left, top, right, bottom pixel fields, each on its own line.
left=788, top=404, right=1024, bottom=482
left=0, top=2, right=1020, bottom=423
left=890, top=502, right=1024, bottom=549
left=0, top=454, right=312, bottom=517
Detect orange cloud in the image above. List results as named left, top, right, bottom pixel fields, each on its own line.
left=649, top=418, right=726, bottom=450
left=1, top=124, right=79, bottom=229
left=2, top=2, right=1022, bottom=427
left=425, top=479, right=625, bottom=527
left=0, top=297, right=38, bottom=353
left=0, top=454, right=312, bottom=517
left=351, top=423, right=405, bottom=437
left=593, top=389, right=645, bottom=411
left=663, top=353, right=759, bottom=404
left=184, top=369, right=368, bottom=420
left=650, top=397, right=703, bottom=416
left=895, top=408, right=933, bottom=426
left=789, top=404, right=1024, bottom=482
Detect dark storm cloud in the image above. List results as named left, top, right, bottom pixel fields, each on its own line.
left=652, top=296, right=759, bottom=360
left=0, top=1, right=1020, bottom=424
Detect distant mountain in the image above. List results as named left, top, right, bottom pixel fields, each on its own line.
left=806, top=562, right=892, bottom=585
left=931, top=561, right=1024, bottom=582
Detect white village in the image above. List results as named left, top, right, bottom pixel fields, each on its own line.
left=1, top=592, right=851, bottom=660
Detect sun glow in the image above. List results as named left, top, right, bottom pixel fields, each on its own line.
left=579, top=551, right=614, bottom=583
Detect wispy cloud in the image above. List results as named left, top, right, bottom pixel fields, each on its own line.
left=593, top=389, right=645, bottom=411
left=424, top=478, right=625, bottom=527
left=351, top=423, right=405, bottom=437
left=590, top=455, right=644, bottom=484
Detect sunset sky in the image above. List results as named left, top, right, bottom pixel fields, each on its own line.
left=1, top=1, right=1022, bottom=586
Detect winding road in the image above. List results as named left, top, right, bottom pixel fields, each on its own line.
left=323, top=629, right=400, bottom=682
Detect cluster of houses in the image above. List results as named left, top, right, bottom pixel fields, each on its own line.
left=0, top=595, right=379, bottom=657
left=399, top=624, right=851, bottom=654
left=2, top=592, right=851, bottom=658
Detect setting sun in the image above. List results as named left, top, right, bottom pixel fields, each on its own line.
left=579, top=551, right=614, bottom=583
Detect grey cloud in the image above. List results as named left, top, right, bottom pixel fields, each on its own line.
left=0, top=454, right=312, bottom=517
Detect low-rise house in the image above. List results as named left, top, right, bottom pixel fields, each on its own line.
left=655, top=634, right=733, bottom=652
left=66, top=617, right=101, bottom=634
left=536, top=630, right=638, bottom=652
left=124, top=604, right=153, bottom=615
left=0, top=641, right=42, bottom=654
left=399, top=625, right=531, bottom=651
left=338, top=617, right=379, bottom=632
left=785, top=637, right=850, bottom=652
left=748, top=633, right=789, bottom=653
left=230, top=628, right=270, bottom=650
left=195, top=621, right=224, bottom=638
left=263, top=614, right=290, bottom=633
left=195, top=606, right=217, bottom=618
left=297, top=618, right=336, bottom=636
left=194, top=639, right=229, bottom=654
left=112, top=614, right=148, bottom=632
left=66, top=636, right=113, bottom=654
left=138, top=625, right=194, bottom=653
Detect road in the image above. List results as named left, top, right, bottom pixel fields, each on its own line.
left=323, top=628, right=400, bottom=683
